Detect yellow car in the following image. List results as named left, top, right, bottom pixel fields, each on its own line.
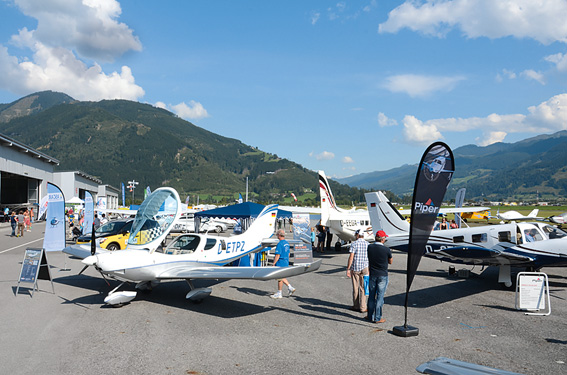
left=76, top=219, right=133, bottom=250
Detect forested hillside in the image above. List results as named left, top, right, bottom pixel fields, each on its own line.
left=0, top=91, right=369, bottom=205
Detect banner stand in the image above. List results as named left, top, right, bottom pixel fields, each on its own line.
left=515, top=272, right=550, bottom=316
left=16, top=248, right=55, bottom=296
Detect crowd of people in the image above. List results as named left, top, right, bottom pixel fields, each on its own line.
left=6, top=208, right=33, bottom=237
left=271, top=223, right=393, bottom=324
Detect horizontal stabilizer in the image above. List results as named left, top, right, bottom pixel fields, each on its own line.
left=158, top=259, right=322, bottom=280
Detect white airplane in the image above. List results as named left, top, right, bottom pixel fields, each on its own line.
left=496, top=208, right=542, bottom=222
left=366, top=191, right=567, bottom=287
left=319, top=170, right=374, bottom=242
left=63, top=187, right=321, bottom=306
left=548, top=212, right=567, bottom=225
left=318, top=170, right=489, bottom=242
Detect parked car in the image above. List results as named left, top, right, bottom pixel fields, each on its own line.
left=171, top=212, right=227, bottom=233
left=76, top=219, right=133, bottom=250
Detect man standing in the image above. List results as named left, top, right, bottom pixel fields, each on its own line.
left=346, top=229, right=368, bottom=313
left=366, top=230, right=392, bottom=323
left=270, top=229, right=296, bottom=299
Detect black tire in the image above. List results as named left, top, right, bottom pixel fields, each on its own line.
left=106, top=243, right=120, bottom=251
left=215, top=226, right=222, bottom=233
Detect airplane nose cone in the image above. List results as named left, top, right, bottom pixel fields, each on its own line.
left=82, top=255, right=97, bottom=266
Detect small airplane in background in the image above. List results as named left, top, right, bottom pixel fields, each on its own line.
left=318, top=170, right=489, bottom=242
left=365, top=191, right=567, bottom=287
left=496, top=208, right=542, bottom=222
left=64, top=187, right=321, bottom=306
left=547, top=212, right=567, bottom=225
left=319, top=170, right=374, bottom=242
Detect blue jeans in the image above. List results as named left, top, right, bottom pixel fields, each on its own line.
left=367, top=274, right=388, bottom=322
left=11, top=222, right=17, bottom=236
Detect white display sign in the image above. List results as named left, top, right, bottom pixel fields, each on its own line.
left=518, top=274, right=545, bottom=310
left=515, top=272, right=550, bottom=315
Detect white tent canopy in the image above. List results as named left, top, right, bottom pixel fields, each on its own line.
left=66, top=197, right=84, bottom=204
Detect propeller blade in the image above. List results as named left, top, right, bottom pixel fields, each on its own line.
left=78, top=264, right=89, bottom=275
left=90, top=222, right=96, bottom=256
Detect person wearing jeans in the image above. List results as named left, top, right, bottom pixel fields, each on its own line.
left=366, top=230, right=392, bottom=323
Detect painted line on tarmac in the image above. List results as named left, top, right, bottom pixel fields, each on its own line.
left=0, top=238, right=43, bottom=254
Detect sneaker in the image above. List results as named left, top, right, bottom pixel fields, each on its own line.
left=288, top=286, right=296, bottom=296
left=270, top=292, right=282, bottom=299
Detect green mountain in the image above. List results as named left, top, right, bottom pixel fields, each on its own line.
left=337, top=131, right=567, bottom=202
left=0, top=91, right=75, bottom=123
left=0, top=91, right=368, bottom=205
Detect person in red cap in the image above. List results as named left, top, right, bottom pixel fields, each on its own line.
left=365, top=230, right=392, bottom=323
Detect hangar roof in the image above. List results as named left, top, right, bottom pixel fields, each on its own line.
left=0, top=133, right=60, bottom=165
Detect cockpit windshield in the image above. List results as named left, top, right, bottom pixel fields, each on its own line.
left=540, top=224, right=567, bottom=240
left=128, top=190, right=178, bottom=246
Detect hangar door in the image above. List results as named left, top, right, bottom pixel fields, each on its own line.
left=1, top=172, right=39, bottom=205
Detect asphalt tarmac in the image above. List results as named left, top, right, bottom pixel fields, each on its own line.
left=1, top=221, right=566, bottom=375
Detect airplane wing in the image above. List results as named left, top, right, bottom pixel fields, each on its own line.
left=63, top=244, right=110, bottom=259
left=398, top=207, right=490, bottom=215
left=428, top=246, right=535, bottom=266
left=156, top=259, right=322, bottom=280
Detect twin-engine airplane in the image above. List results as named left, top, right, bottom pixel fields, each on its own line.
left=365, top=191, right=567, bottom=287
left=63, top=187, right=321, bottom=306
left=318, top=170, right=489, bottom=243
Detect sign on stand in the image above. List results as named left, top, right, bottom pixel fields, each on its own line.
left=515, top=272, right=550, bottom=316
left=16, top=248, right=54, bottom=296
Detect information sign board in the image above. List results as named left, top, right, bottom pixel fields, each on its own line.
left=16, top=248, right=54, bottom=296
left=515, top=272, right=550, bottom=316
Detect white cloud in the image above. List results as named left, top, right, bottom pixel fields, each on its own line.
left=402, top=115, right=443, bottom=144
left=14, top=0, right=141, bottom=61
left=310, top=12, right=320, bottom=25
left=377, top=112, right=398, bottom=127
left=545, top=52, right=567, bottom=71
left=0, top=0, right=144, bottom=101
left=313, top=151, right=335, bottom=161
left=477, top=131, right=507, bottom=146
left=496, top=69, right=517, bottom=82
left=521, top=69, right=545, bottom=84
left=169, top=101, right=209, bottom=120
left=383, top=74, right=465, bottom=98
left=0, top=38, right=144, bottom=101
left=342, top=156, right=354, bottom=163
left=401, top=93, right=567, bottom=144
left=379, top=0, right=567, bottom=45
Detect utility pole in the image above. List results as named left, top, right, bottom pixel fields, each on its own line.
left=128, top=180, right=139, bottom=205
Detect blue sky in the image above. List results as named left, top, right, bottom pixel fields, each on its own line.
left=1, top=1, right=567, bottom=179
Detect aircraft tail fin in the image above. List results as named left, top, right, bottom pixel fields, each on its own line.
left=365, top=191, right=410, bottom=236
left=528, top=209, right=539, bottom=218
left=243, top=204, right=278, bottom=240
left=319, top=170, right=342, bottom=226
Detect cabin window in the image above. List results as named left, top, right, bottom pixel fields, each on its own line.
left=204, top=238, right=217, bottom=250
left=453, top=236, right=464, bottom=243
left=165, top=235, right=200, bottom=255
left=472, top=233, right=487, bottom=243
left=498, top=231, right=512, bottom=242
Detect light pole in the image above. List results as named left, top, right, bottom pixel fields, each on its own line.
left=128, top=180, right=139, bottom=204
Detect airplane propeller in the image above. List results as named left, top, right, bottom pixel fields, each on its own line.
left=78, top=223, right=98, bottom=276
left=90, top=222, right=96, bottom=256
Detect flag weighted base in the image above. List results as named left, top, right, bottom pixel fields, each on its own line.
left=393, top=325, right=419, bottom=337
